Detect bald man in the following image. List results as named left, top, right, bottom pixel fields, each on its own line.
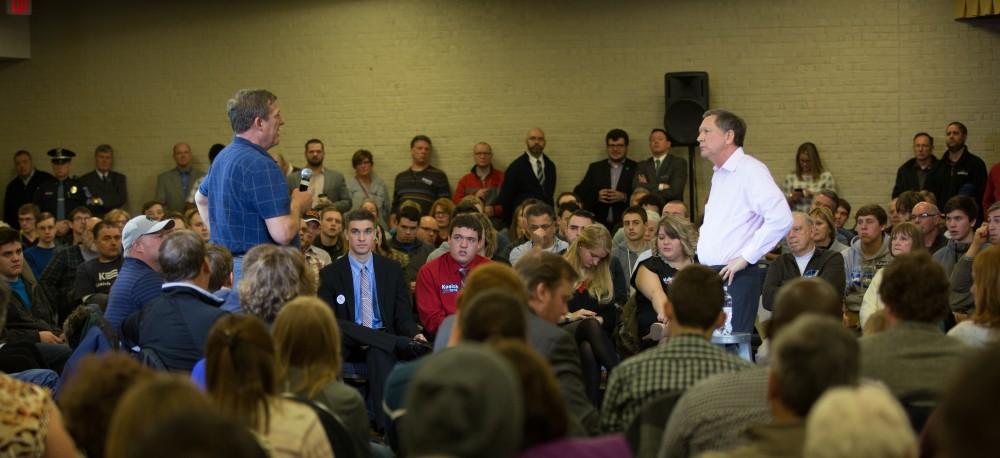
left=911, top=201, right=947, bottom=253
left=497, top=128, right=557, bottom=223
left=155, top=142, right=205, bottom=213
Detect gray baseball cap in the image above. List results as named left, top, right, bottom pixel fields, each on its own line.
left=122, top=215, right=175, bottom=255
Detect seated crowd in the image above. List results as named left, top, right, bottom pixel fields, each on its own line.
left=1, top=116, right=999, bottom=457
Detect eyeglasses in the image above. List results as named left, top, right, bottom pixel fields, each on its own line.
left=912, top=213, right=939, bottom=220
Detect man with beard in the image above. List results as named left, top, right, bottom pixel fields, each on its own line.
left=284, top=139, right=351, bottom=212
left=498, top=128, right=557, bottom=223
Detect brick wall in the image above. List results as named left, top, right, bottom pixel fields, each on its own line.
left=1, top=0, right=997, bottom=218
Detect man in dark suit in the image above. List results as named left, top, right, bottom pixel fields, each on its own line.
left=79, top=144, right=128, bottom=217
left=514, top=251, right=600, bottom=436
left=632, top=128, right=687, bottom=204
left=574, top=129, right=637, bottom=229
left=34, top=149, right=88, bottom=225
left=498, top=127, right=557, bottom=224
left=317, top=208, right=429, bottom=430
left=4, top=150, right=54, bottom=229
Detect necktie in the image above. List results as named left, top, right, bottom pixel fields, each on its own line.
left=536, top=158, right=544, bottom=185
left=56, top=182, right=66, bottom=220
left=360, top=265, right=374, bottom=328
left=654, top=157, right=662, bottom=172
left=458, top=267, right=468, bottom=288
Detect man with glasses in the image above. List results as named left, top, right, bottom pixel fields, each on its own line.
left=892, top=132, right=939, bottom=199
left=574, top=129, right=637, bottom=229
left=453, top=142, right=505, bottom=223
left=104, top=215, right=175, bottom=333
left=416, top=215, right=440, bottom=247
left=508, top=203, right=568, bottom=266
left=911, top=201, right=947, bottom=253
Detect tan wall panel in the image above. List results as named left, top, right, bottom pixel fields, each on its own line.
left=1, top=0, right=998, bottom=217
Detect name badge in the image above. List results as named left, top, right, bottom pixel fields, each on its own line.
left=421, top=177, right=434, bottom=186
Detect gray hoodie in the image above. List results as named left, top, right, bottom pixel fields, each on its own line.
left=843, top=234, right=893, bottom=312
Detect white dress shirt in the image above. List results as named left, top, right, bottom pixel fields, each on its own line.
left=697, top=147, right=792, bottom=266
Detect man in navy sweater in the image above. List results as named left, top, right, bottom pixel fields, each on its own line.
left=104, top=215, right=174, bottom=334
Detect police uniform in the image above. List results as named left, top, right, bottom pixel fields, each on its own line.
left=33, top=149, right=88, bottom=220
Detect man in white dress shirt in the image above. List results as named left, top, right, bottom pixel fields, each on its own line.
left=696, top=109, right=793, bottom=334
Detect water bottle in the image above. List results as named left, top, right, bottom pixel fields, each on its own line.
left=715, top=285, right=734, bottom=337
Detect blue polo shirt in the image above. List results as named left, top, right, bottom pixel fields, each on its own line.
left=199, top=136, right=290, bottom=255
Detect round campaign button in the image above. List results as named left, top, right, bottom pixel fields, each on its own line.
left=336, top=294, right=346, bottom=305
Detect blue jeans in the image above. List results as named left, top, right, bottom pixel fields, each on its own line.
left=9, top=369, right=59, bottom=391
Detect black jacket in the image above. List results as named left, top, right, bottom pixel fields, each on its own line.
left=498, top=153, right=557, bottom=224
left=134, top=284, right=226, bottom=372
left=317, top=254, right=419, bottom=353
left=573, top=158, right=637, bottom=227
left=762, top=247, right=845, bottom=311
left=1, top=269, right=57, bottom=344
left=892, top=156, right=939, bottom=198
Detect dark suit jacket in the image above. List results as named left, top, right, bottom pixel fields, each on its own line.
left=79, top=170, right=128, bottom=216
left=526, top=313, right=599, bottom=436
left=317, top=254, right=419, bottom=353
left=4, top=170, right=54, bottom=228
left=631, top=154, right=687, bottom=203
left=498, top=152, right=556, bottom=223
left=573, top=158, right=637, bottom=227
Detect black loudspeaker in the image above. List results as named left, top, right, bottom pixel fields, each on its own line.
left=664, top=72, right=709, bottom=147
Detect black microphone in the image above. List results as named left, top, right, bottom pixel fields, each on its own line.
left=299, top=168, right=312, bottom=192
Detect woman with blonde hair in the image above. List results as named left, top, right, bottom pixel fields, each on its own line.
left=947, top=244, right=1000, bottom=347
left=238, top=244, right=316, bottom=323
left=810, top=207, right=848, bottom=254
left=562, top=224, right=625, bottom=405
left=631, top=214, right=698, bottom=349
left=273, top=296, right=370, bottom=455
left=103, top=208, right=131, bottom=230
left=859, top=222, right=924, bottom=330
left=205, top=314, right=332, bottom=457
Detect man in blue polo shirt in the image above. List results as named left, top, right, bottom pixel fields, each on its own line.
left=195, top=89, right=312, bottom=281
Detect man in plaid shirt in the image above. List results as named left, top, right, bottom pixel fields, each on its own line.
left=600, top=264, right=751, bottom=433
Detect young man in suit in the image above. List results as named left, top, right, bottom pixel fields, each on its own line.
left=317, top=208, right=429, bottom=431
left=574, top=129, right=637, bottom=229
left=497, top=127, right=557, bottom=224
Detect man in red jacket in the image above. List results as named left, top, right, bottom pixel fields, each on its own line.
left=415, top=214, right=491, bottom=336
left=453, top=142, right=504, bottom=220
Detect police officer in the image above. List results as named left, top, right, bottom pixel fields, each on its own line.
left=34, top=148, right=88, bottom=231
